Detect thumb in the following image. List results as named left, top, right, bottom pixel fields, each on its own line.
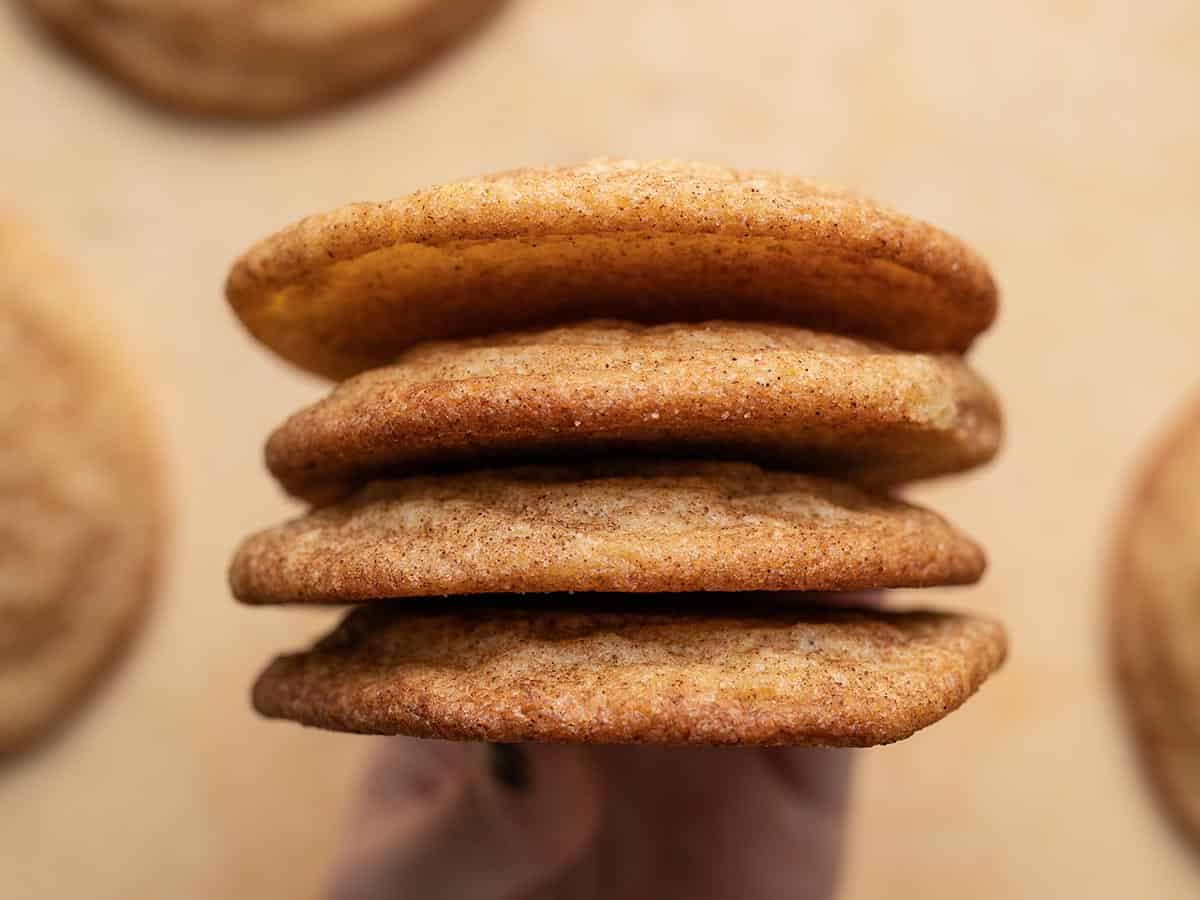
left=328, top=740, right=602, bottom=900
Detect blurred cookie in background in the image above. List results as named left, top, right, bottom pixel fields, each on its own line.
left=0, top=218, right=164, bottom=754
left=21, top=0, right=505, bottom=119
left=1112, top=394, right=1200, bottom=850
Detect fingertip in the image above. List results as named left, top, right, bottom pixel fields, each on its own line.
left=475, top=742, right=603, bottom=878
left=358, top=738, right=472, bottom=817
left=329, top=740, right=602, bottom=899
left=761, top=746, right=855, bottom=812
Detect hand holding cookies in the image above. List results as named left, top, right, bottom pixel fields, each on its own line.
left=326, top=741, right=851, bottom=900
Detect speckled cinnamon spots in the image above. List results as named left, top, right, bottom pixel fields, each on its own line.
left=226, top=160, right=997, bottom=379
left=229, top=461, right=984, bottom=604
left=1111, top=396, right=1200, bottom=849
left=266, top=320, right=1002, bottom=502
left=0, top=220, right=164, bottom=753
left=252, top=599, right=1007, bottom=746
left=24, top=0, right=502, bottom=119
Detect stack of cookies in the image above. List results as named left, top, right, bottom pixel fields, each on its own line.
left=228, top=160, right=1007, bottom=747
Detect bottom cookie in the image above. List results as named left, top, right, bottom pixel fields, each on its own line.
left=253, top=598, right=1006, bottom=747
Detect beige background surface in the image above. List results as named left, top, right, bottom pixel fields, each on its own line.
left=2, top=1, right=1198, bottom=897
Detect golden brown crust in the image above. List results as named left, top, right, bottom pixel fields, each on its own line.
left=252, top=599, right=1008, bottom=746
left=230, top=460, right=984, bottom=603
left=23, top=0, right=503, bottom=119
left=226, top=160, right=998, bottom=378
left=266, top=320, right=1002, bottom=502
left=0, top=219, right=165, bottom=753
left=1111, top=394, right=1200, bottom=849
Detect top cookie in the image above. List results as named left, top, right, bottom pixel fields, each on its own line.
left=25, top=0, right=502, bottom=119
left=227, top=160, right=998, bottom=378
left=0, top=219, right=164, bottom=753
